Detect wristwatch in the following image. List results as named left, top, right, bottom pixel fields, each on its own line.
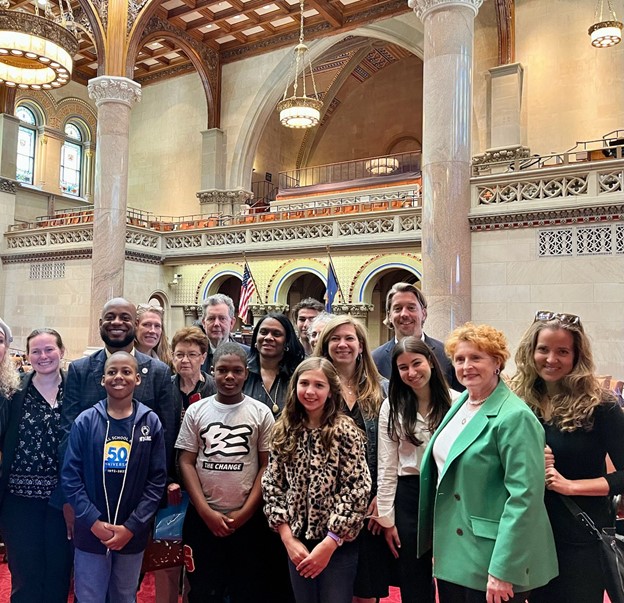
left=327, top=531, right=344, bottom=546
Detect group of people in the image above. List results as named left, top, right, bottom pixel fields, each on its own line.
left=0, top=281, right=620, bottom=603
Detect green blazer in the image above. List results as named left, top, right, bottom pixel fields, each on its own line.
left=417, top=380, right=558, bottom=592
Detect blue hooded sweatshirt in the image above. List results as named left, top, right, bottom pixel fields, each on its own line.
left=62, top=399, right=167, bottom=555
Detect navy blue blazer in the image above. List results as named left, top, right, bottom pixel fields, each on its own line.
left=371, top=334, right=464, bottom=392
left=60, top=348, right=174, bottom=466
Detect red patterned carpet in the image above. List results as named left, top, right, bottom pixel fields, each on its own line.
left=0, top=562, right=403, bottom=602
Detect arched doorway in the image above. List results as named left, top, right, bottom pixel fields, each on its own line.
left=286, top=273, right=326, bottom=319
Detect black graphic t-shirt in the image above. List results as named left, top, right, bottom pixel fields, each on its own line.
left=103, top=410, right=135, bottom=522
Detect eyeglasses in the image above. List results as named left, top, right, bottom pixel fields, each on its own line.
left=534, top=310, right=581, bottom=326
left=173, top=352, right=202, bottom=361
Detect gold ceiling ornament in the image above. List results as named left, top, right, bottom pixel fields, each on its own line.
left=277, top=0, right=322, bottom=129
left=0, top=0, right=78, bottom=90
left=588, top=0, right=622, bottom=47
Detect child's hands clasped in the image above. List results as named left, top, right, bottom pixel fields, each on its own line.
left=296, top=539, right=336, bottom=579
left=91, top=519, right=114, bottom=542
left=200, top=506, right=235, bottom=537
left=102, top=524, right=134, bottom=551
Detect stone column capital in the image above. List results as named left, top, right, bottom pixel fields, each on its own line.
left=87, top=76, right=142, bottom=109
left=196, top=188, right=253, bottom=206
left=332, top=303, right=374, bottom=317
left=408, top=0, right=483, bottom=20
left=183, top=305, right=200, bottom=317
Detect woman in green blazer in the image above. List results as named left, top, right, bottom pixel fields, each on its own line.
left=417, top=323, right=558, bottom=603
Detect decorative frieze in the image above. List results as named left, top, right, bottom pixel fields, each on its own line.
left=473, top=145, right=531, bottom=166
left=0, top=178, right=16, bottom=194
left=88, top=76, right=142, bottom=108
left=331, top=303, right=374, bottom=318
left=197, top=189, right=253, bottom=217
left=537, top=224, right=624, bottom=257
left=408, top=0, right=483, bottom=19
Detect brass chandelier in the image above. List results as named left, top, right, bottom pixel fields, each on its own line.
left=0, top=0, right=78, bottom=90
left=277, top=0, right=322, bottom=129
left=588, top=0, right=622, bottom=47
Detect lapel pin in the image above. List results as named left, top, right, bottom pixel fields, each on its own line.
left=142, top=367, right=148, bottom=374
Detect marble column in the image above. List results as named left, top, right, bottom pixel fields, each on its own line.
left=36, top=126, right=64, bottom=193
left=410, top=0, right=482, bottom=339
left=0, top=114, right=18, bottom=180
left=87, top=76, right=141, bottom=346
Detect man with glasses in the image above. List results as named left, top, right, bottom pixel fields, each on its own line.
left=200, top=294, right=249, bottom=374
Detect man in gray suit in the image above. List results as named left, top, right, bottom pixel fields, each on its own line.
left=371, top=283, right=464, bottom=392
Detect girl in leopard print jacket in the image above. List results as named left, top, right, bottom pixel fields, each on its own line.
left=262, top=357, right=371, bottom=603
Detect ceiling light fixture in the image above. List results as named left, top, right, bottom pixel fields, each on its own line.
left=276, top=0, right=322, bottom=129
left=0, top=0, right=78, bottom=89
left=589, top=0, right=622, bottom=47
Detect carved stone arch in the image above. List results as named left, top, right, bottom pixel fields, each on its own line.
left=350, top=253, right=422, bottom=305
left=229, top=20, right=424, bottom=190
left=126, top=17, right=219, bottom=127
left=386, top=134, right=422, bottom=154
left=56, top=98, right=97, bottom=140
left=196, top=263, right=244, bottom=304
left=266, top=259, right=327, bottom=306
left=73, top=1, right=106, bottom=77
left=15, top=93, right=52, bottom=125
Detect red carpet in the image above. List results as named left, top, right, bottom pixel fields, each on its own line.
left=0, top=561, right=403, bottom=602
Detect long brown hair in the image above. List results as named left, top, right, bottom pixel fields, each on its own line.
left=388, top=337, right=451, bottom=445
left=511, top=317, right=607, bottom=431
left=315, top=315, right=384, bottom=419
left=270, top=357, right=345, bottom=461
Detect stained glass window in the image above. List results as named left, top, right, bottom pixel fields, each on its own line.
left=16, top=106, right=37, bottom=185
left=60, top=122, right=83, bottom=196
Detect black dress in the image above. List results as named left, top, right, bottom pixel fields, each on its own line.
left=531, top=401, right=624, bottom=603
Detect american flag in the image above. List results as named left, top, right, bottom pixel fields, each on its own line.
left=238, top=263, right=256, bottom=323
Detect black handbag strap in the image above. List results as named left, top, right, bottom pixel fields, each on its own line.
left=558, top=494, right=602, bottom=540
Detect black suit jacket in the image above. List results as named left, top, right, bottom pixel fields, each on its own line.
left=372, top=334, right=464, bottom=392
left=60, top=348, right=174, bottom=465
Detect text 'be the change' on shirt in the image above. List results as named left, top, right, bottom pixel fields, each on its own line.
left=175, top=395, right=274, bottom=514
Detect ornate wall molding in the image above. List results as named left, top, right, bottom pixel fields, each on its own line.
left=1, top=249, right=92, bottom=263
left=88, top=76, right=142, bottom=108
left=197, top=189, right=253, bottom=206
left=0, top=178, right=16, bottom=194
left=126, top=250, right=162, bottom=264
left=469, top=204, right=624, bottom=231
left=408, top=0, right=483, bottom=20
left=331, top=303, right=374, bottom=317
left=473, top=145, right=530, bottom=166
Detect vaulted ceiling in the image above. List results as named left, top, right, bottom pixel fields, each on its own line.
left=8, top=0, right=410, bottom=86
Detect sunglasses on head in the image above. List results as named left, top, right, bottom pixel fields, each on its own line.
left=533, top=310, right=581, bottom=326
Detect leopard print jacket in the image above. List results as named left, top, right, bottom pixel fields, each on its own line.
left=262, top=414, right=371, bottom=542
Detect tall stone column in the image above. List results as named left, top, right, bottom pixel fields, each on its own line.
left=87, top=76, right=141, bottom=346
left=410, top=0, right=482, bottom=339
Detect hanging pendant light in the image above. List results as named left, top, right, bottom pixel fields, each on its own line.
left=277, top=0, right=322, bottom=129
left=589, top=0, right=622, bottom=47
left=0, top=0, right=78, bottom=90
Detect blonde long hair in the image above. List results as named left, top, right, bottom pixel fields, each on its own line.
left=511, top=318, right=607, bottom=431
left=314, top=315, right=384, bottom=420
left=136, top=303, right=173, bottom=368
left=270, top=357, right=345, bottom=461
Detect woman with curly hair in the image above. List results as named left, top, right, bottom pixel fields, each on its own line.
left=418, top=323, right=557, bottom=603
left=512, top=311, right=624, bottom=603
left=316, top=315, right=394, bottom=603
left=262, top=356, right=371, bottom=603
left=376, top=337, right=454, bottom=603
left=0, top=319, right=19, bottom=400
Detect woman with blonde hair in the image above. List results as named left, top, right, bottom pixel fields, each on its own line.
left=316, top=315, right=394, bottom=603
left=512, top=311, right=624, bottom=603
left=0, top=318, right=19, bottom=399
left=418, top=322, right=557, bottom=603
left=135, top=301, right=173, bottom=367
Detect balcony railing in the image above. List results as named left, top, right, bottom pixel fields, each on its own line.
left=278, top=151, right=421, bottom=190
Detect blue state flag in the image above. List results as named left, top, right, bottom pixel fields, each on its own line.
left=326, top=261, right=339, bottom=312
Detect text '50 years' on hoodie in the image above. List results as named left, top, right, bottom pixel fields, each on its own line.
left=62, top=399, right=167, bottom=555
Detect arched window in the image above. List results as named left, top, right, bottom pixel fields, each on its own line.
left=60, top=121, right=83, bottom=196
left=16, top=105, right=37, bottom=185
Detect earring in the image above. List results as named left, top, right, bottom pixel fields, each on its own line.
left=284, top=345, right=290, bottom=352
left=495, top=368, right=500, bottom=375
left=356, top=353, right=362, bottom=364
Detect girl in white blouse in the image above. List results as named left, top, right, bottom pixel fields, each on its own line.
left=377, top=337, right=454, bottom=603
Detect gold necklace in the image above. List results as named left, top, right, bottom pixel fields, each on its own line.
left=262, top=382, right=280, bottom=415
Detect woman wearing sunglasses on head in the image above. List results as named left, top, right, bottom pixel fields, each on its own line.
left=512, top=311, right=624, bottom=603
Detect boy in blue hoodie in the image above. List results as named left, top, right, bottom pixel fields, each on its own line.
left=62, top=351, right=167, bottom=603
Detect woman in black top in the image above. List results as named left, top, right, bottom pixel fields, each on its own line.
left=243, top=313, right=304, bottom=416
left=0, top=328, right=72, bottom=603
left=512, top=310, right=624, bottom=603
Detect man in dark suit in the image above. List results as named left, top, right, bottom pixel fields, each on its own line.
left=61, top=297, right=175, bottom=457
left=372, top=282, right=464, bottom=392
left=200, top=293, right=249, bottom=373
